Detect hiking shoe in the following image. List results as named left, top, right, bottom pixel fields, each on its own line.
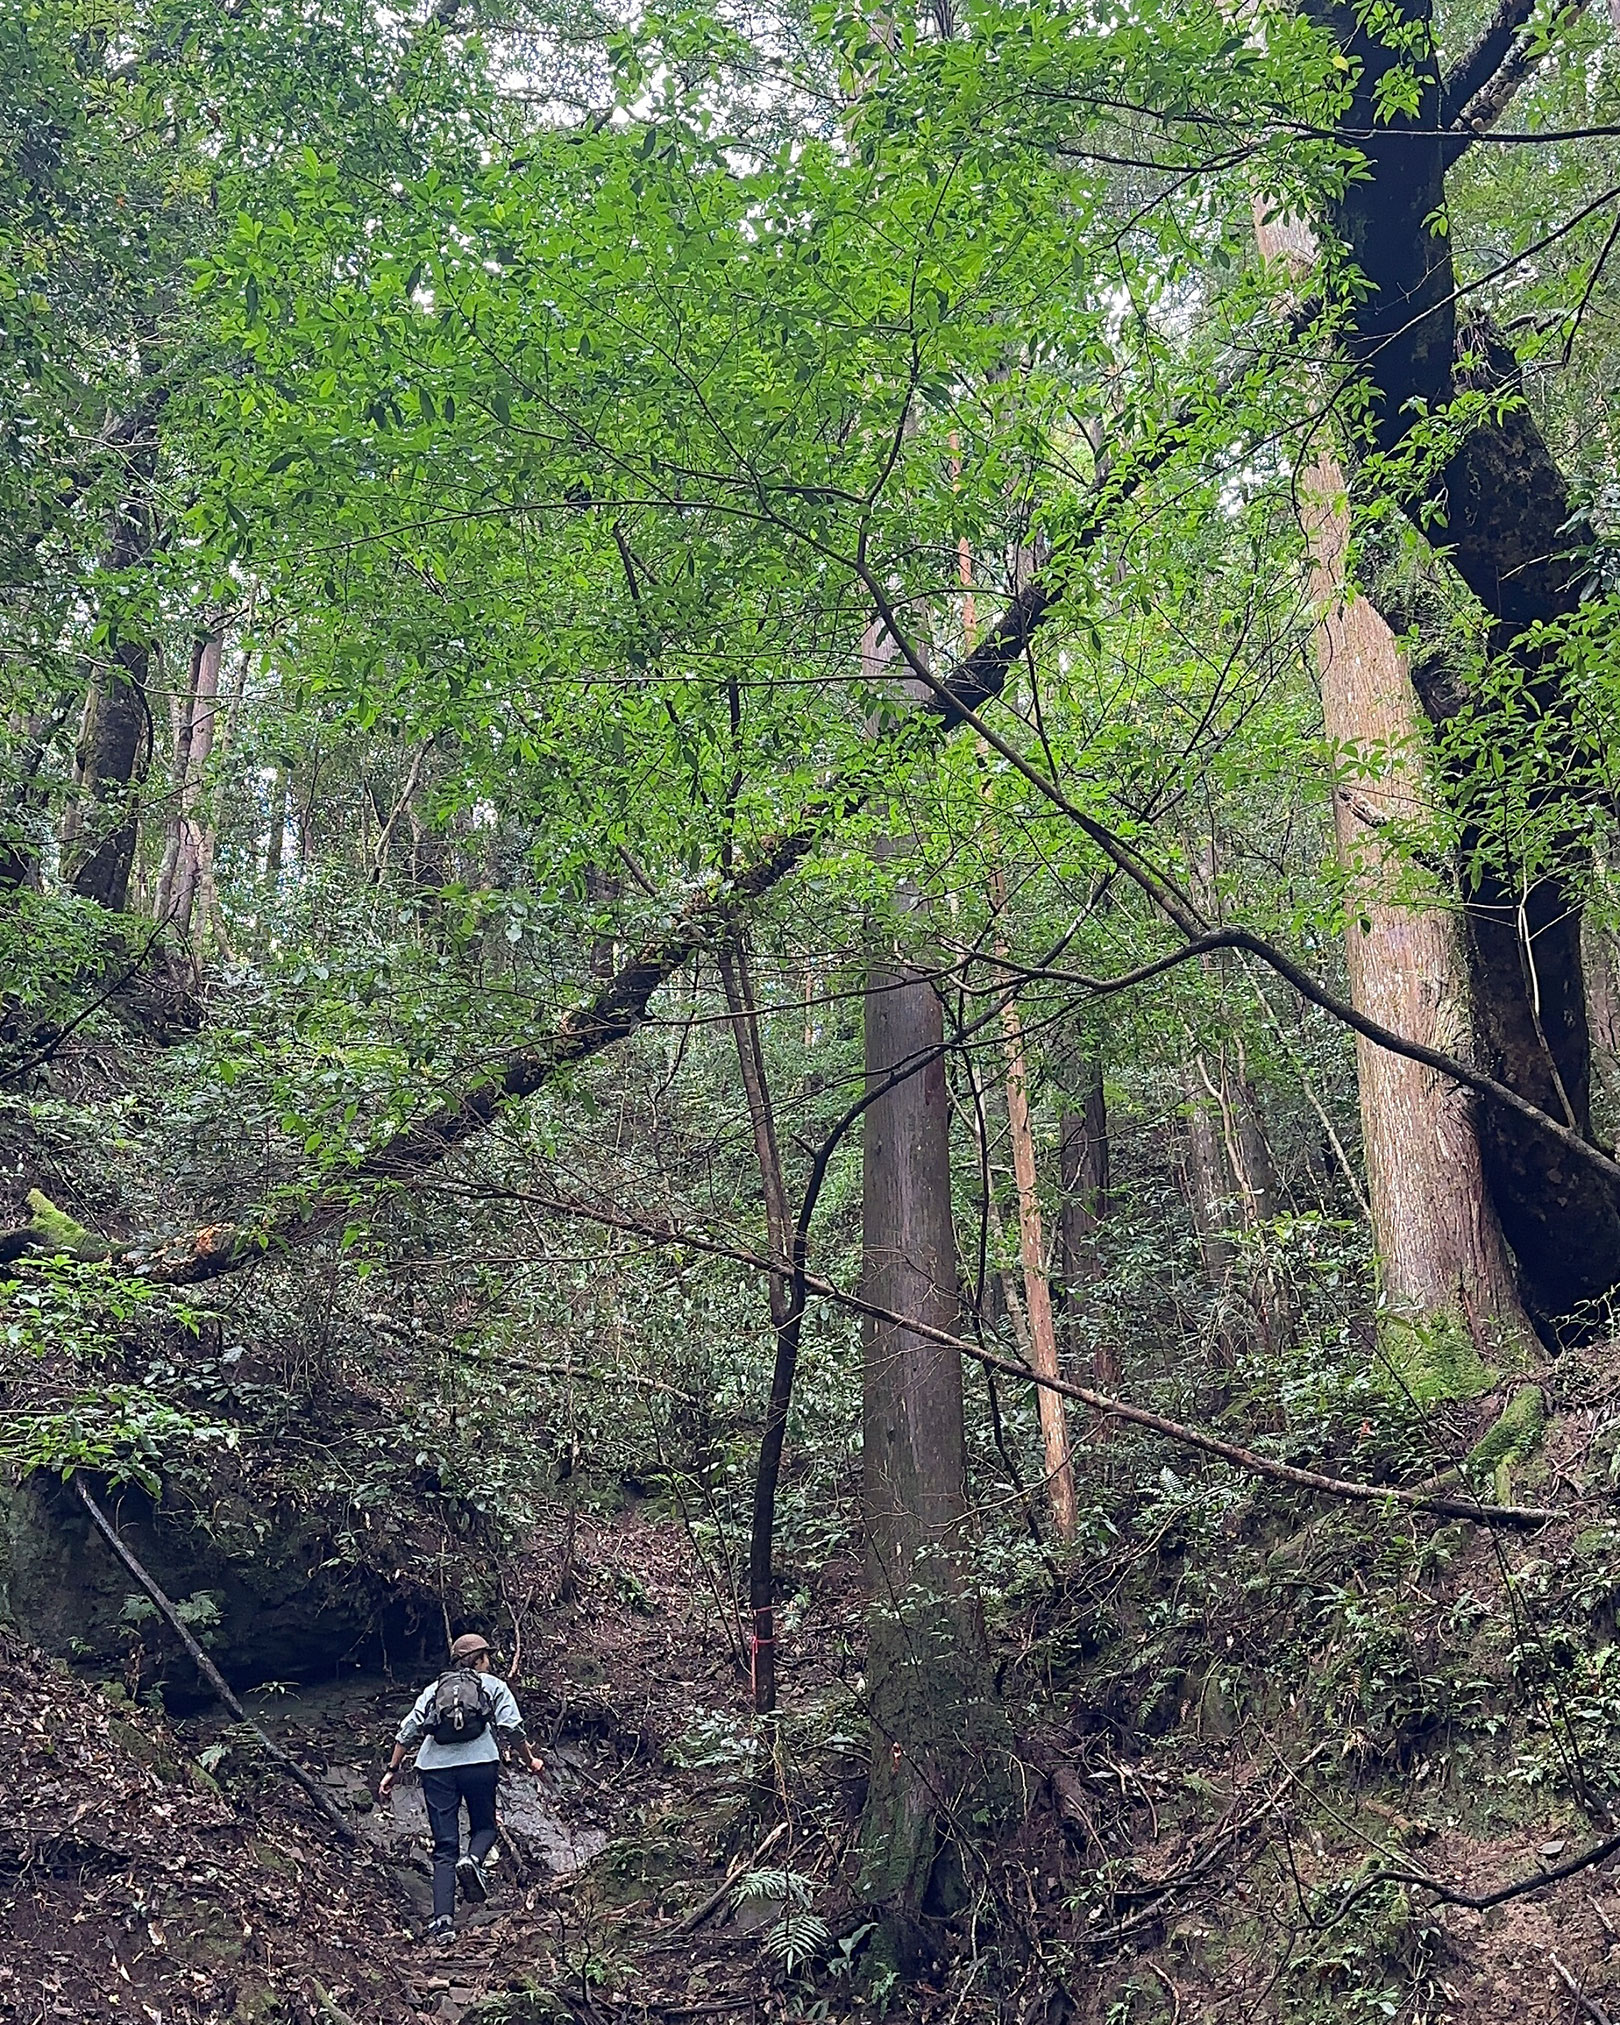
left=425, top=1914, right=453, bottom=1941
left=456, top=1855, right=488, bottom=1904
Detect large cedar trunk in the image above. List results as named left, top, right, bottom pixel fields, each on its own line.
left=1309, top=0, right=1620, bottom=1332
left=62, top=473, right=157, bottom=914
left=1302, top=458, right=1535, bottom=1360
left=858, top=947, right=1008, bottom=1926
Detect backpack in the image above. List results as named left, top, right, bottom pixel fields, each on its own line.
left=428, top=1668, right=492, bottom=1745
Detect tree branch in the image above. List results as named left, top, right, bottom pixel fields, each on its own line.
left=1440, top=0, right=1537, bottom=127
left=1446, top=0, right=1593, bottom=165
left=1014, top=926, right=1620, bottom=1199
left=1, top=825, right=823, bottom=1283
left=74, top=1477, right=359, bottom=1845
left=455, top=1180, right=1561, bottom=1530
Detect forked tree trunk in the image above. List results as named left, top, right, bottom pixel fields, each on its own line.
left=1255, top=207, right=1535, bottom=1363
left=1298, top=0, right=1620, bottom=1331
left=1302, top=457, right=1535, bottom=1364
left=859, top=939, right=1009, bottom=1927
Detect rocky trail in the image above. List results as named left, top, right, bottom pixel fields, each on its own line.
left=10, top=1497, right=1620, bottom=2022
left=0, top=1509, right=849, bottom=2025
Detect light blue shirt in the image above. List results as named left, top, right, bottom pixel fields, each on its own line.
left=396, top=1670, right=526, bottom=1770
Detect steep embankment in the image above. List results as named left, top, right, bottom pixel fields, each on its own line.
left=0, top=1631, right=420, bottom=2021
left=9, top=1470, right=1620, bottom=2024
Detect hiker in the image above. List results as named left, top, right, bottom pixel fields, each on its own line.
left=379, top=1631, right=545, bottom=1937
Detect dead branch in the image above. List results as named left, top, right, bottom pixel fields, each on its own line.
left=674, top=1819, right=788, bottom=1934
left=74, top=1476, right=357, bottom=1844
left=1552, top=1952, right=1615, bottom=2025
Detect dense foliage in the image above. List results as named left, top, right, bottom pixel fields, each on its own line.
left=9, top=0, right=1620, bottom=2014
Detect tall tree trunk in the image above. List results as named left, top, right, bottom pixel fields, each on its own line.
left=854, top=605, right=1009, bottom=1923
left=1183, top=833, right=1291, bottom=1353
left=998, top=998, right=1076, bottom=1539
left=719, top=939, right=800, bottom=1717
left=1056, top=1050, right=1113, bottom=1389
left=0, top=708, right=56, bottom=892
left=1182, top=1067, right=1243, bottom=1362
left=154, top=633, right=222, bottom=945
left=984, top=853, right=1077, bottom=1538
left=264, top=767, right=288, bottom=890
left=1306, top=0, right=1620, bottom=1332
left=62, top=465, right=157, bottom=914
left=859, top=932, right=1008, bottom=1928
left=1302, top=455, right=1535, bottom=1364
left=1585, top=913, right=1620, bottom=1133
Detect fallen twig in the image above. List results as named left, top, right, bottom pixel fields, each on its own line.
left=496, top=1818, right=533, bottom=1883
left=1330, top=1819, right=1620, bottom=1921
left=72, top=1478, right=421, bottom=1915
left=1552, top=1952, right=1613, bottom=2025
left=74, top=1476, right=356, bottom=1845
left=674, top=1819, right=788, bottom=1935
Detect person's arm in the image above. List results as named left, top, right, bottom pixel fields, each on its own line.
left=379, top=1687, right=432, bottom=1796
left=491, top=1679, right=545, bottom=1774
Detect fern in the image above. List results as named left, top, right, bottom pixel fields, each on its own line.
left=763, top=1909, right=831, bottom=1972
left=731, top=1869, right=829, bottom=1973
left=732, top=1865, right=814, bottom=1911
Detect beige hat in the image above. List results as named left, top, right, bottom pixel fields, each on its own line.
left=449, top=1632, right=491, bottom=1663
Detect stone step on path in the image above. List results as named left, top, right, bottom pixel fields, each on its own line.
left=403, top=1915, right=518, bottom=2021
left=407, top=1973, right=486, bottom=2022
left=405, top=1960, right=491, bottom=2021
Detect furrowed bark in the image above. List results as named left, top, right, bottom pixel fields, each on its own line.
left=1255, top=205, right=1536, bottom=1359
left=1302, top=452, right=1536, bottom=1361
left=859, top=922, right=1010, bottom=1924
left=859, top=598, right=1012, bottom=1925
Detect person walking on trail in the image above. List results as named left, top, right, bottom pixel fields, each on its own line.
left=379, top=1631, right=544, bottom=1937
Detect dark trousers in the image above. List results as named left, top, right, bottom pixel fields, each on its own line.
left=420, top=1762, right=499, bottom=1920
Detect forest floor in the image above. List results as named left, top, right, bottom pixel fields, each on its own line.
left=4, top=1499, right=1620, bottom=2024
